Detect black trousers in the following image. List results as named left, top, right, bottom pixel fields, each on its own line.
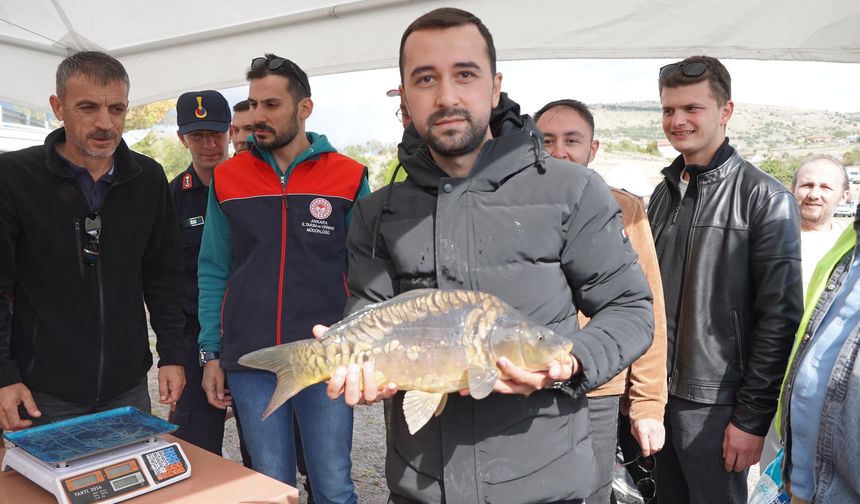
left=654, top=397, right=748, bottom=504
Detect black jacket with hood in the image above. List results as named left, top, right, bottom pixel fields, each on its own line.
left=0, top=128, right=186, bottom=404
left=345, top=94, right=654, bottom=503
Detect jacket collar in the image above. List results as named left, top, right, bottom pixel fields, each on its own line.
left=180, top=163, right=207, bottom=191
left=398, top=93, right=546, bottom=192
left=44, top=127, right=141, bottom=184
left=246, top=131, right=336, bottom=168
left=661, top=137, right=736, bottom=188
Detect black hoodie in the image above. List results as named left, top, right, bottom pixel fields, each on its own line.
left=345, top=94, right=653, bottom=503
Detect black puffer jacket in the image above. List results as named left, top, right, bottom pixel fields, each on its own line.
left=648, top=148, right=802, bottom=436
left=345, top=94, right=653, bottom=504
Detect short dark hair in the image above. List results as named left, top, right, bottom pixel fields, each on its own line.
left=399, top=8, right=496, bottom=82
left=659, top=55, right=731, bottom=106
left=246, top=53, right=311, bottom=101
left=792, top=154, right=849, bottom=192
left=56, top=51, right=129, bottom=98
left=232, top=99, right=250, bottom=113
left=534, top=99, right=595, bottom=140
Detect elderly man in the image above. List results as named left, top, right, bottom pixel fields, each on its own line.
left=777, top=206, right=860, bottom=504
left=0, top=51, right=185, bottom=431
left=792, top=155, right=851, bottom=291
left=759, top=154, right=852, bottom=471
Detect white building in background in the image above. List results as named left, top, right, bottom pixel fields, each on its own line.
left=0, top=102, right=53, bottom=153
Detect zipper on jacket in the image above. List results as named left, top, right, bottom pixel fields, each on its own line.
left=342, top=272, right=350, bottom=298
left=731, top=308, right=744, bottom=375
left=95, top=259, right=106, bottom=401
left=275, top=185, right=289, bottom=345
left=25, top=318, right=39, bottom=374
left=651, top=184, right=675, bottom=243
left=74, top=218, right=85, bottom=277
left=670, top=203, right=682, bottom=225
left=465, top=192, right=479, bottom=290
left=668, top=178, right=701, bottom=392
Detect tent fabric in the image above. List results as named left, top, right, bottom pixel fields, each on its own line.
left=1, top=0, right=858, bottom=109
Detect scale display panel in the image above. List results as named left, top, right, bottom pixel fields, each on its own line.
left=3, top=407, right=177, bottom=464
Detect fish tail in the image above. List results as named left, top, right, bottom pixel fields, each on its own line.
left=237, top=340, right=326, bottom=419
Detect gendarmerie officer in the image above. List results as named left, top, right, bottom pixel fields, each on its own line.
left=169, top=90, right=249, bottom=465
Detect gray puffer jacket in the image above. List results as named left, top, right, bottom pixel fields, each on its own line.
left=345, top=94, right=653, bottom=504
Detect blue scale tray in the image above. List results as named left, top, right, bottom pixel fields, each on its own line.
left=2, top=407, right=178, bottom=464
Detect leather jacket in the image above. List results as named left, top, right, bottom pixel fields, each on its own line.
left=648, top=149, right=803, bottom=435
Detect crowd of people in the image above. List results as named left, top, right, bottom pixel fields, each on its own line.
left=0, top=6, right=857, bottom=504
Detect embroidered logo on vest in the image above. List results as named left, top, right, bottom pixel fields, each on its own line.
left=309, top=198, right=333, bottom=219
left=182, top=173, right=193, bottom=190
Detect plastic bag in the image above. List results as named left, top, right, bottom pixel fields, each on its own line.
left=748, top=448, right=790, bottom=504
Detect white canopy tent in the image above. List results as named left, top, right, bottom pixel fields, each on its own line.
left=1, top=0, right=858, bottom=110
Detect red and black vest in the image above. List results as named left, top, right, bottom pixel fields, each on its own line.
left=214, top=149, right=365, bottom=369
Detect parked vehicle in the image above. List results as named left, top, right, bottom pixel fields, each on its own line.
left=835, top=200, right=856, bottom=217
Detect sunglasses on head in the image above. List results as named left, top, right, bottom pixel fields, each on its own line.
left=621, top=453, right=657, bottom=500
left=659, top=60, right=730, bottom=99
left=82, top=213, right=101, bottom=266
left=251, top=56, right=310, bottom=95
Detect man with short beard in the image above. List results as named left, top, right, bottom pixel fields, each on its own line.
left=197, top=54, right=369, bottom=503
left=324, top=8, right=654, bottom=503
left=0, top=51, right=186, bottom=430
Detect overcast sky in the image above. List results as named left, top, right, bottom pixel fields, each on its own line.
left=220, top=58, right=860, bottom=149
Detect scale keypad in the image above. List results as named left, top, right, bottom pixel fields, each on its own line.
left=142, top=445, right=187, bottom=482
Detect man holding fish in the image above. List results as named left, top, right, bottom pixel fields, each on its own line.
left=285, top=8, right=653, bottom=504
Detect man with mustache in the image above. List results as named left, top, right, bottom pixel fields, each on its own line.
left=197, top=55, right=369, bottom=503
left=326, top=8, right=654, bottom=503
left=0, top=51, right=186, bottom=430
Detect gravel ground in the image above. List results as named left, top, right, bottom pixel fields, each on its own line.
left=145, top=336, right=759, bottom=503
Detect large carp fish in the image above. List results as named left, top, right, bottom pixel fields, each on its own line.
left=238, top=288, right=573, bottom=434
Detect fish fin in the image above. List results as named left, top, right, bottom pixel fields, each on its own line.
left=433, top=393, right=448, bottom=417
left=402, top=390, right=445, bottom=435
left=467, top=365, right=499, bottom=400
left=238, top=342, right=318, bottom=419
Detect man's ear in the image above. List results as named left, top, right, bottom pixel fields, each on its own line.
left=491, top=72, right=503, bottom=108
left=589, top=139, right=600, bottom=164
left=720, top=100, right=734, bottom=127
left=176, top=131, right=188, bottom=148
left=298, top=97, right=314, bottom=121
left=49, top=95, right=63, bottom=122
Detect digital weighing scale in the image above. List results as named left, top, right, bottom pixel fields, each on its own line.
left=2, top=407, right=191, bottom=504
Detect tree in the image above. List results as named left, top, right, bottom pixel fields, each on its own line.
left=125, top=99, right=175, bottom=130
left=844, top=147, right=860, bottom=167
left=132, top=132, right=190, bottom=180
